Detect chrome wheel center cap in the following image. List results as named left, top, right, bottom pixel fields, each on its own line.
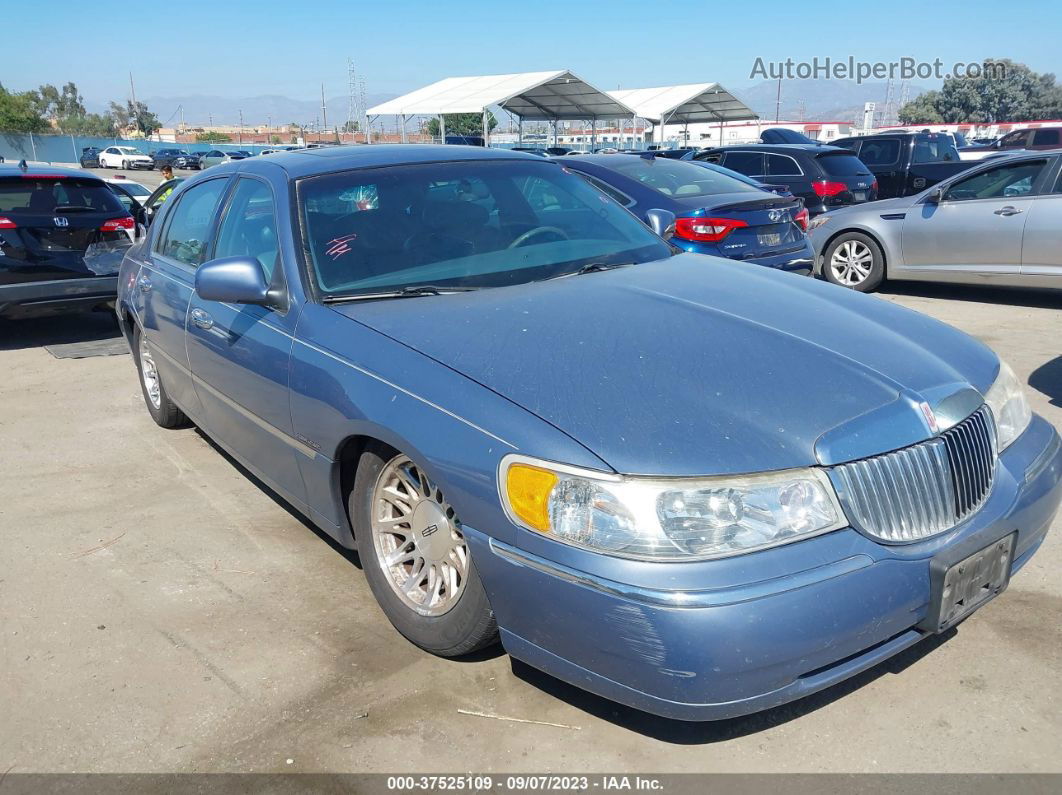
left=411, top=500, right=451, bottom=562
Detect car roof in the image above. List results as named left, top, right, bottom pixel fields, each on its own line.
left=708, top=144, right=846, bottom=154
left=0, top=164, right=104, bottom=180
left=229, top=143, right=547, bottom=179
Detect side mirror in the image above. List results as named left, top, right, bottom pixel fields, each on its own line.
left=645, top=208, right=676, bottom=240
left=926, top=187, right=945, bottom=204
left=195, top=256, right=270, bottom=304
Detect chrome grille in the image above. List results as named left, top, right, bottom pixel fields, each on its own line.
left=832, top=405, right=997, bottom=542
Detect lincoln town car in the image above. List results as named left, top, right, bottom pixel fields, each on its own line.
left=116, top=146, right=1062, bottom=720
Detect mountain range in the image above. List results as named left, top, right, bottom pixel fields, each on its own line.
left=85, top=79, right=926, bottom=128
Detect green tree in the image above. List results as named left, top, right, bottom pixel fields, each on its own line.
left=425, top=111, right=498, bottom=137
left=196, top=131, right=232, bottom=142
left=110, top=99, right=161, bottom=135
left=59, top=113, right=118, bottom=136
left=342, top=119, right=360, bottom=133
left=0, top=83, right=48, bottom=132
left=270, top=134, right=281, bottom=144
left=898, top=60, right=1062, bottom=124
left=34, top=82, right=86, bottom=121
left=898, top=91, right=945, bottom=125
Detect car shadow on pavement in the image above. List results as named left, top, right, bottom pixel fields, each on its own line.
left=878, top=282, right=1061, bottom=309
left=1029, top=356, right=1062, bottom=407
left=193, top=428, right=364, bottom=572
left=511, top=627, right=957, bottom=742
left=0, top=311, right=121, bottom=352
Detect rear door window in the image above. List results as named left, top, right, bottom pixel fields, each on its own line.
left=719, top=151, right=765, bottom=176
left=856, top=138, right=900, bottom=166
left=155, top=178, right=229, bottom=267
left=912, top=136, right=960, bottom=163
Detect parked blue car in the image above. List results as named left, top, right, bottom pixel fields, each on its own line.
left=117, top=145, right=1062, bottom=721
left=555, top=154, right=814, bottom=274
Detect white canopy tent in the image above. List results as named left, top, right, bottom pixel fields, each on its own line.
left=608, top=83, right=758, bottom=145
left=366, top=70, right=637, bottom=146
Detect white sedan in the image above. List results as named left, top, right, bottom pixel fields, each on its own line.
left=98, top=146, right=153, bottom=170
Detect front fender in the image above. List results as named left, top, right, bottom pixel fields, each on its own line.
left=288, top=303, right=610, bottom=548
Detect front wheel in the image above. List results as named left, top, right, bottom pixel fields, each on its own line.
left=133, top=325, right=188, bottom=428
left=352, top=445, right=498, bottom=657
left=121, top=159, right=129, bottom=170
left=823, top=232, right=885, bottom=292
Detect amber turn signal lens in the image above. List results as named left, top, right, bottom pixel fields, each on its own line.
left=505, top=464, right=558, bottom=532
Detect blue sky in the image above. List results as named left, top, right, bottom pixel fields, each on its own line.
left=4, top=0, right=1059, bottom=104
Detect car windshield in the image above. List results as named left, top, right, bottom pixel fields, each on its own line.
left=299, top=159, right=673, bottom=297
left=117, top=147, right=144, bottom=155
left=122, top=183, right=152, bottom=197
left=600, top=155, right=763, bottom=198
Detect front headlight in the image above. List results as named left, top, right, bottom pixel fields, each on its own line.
left=500, top=456, right=847, bottom=560
left=984, top=359, right=1031, bottom=451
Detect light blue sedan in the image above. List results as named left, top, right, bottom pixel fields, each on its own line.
left=116, top=145, right=1061, bottom=721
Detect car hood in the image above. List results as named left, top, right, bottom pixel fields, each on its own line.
left=333, top=254, right=998, bottom=476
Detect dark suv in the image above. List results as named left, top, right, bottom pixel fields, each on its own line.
left=694, top=144, right=877, bottom=215
left=0, top=165, right=133, bottom=319
left=151, top=148, right=198, bottom=170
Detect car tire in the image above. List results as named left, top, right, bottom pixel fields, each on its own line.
left=133, top=325, right=188, bottom=429
left=121, top=160, right=129, bottom=170
left=822, top=232, right=885, bottom=292
left=351, top=443, right=499, bottom=658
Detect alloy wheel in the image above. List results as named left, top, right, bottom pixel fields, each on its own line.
left=139, top=335, right=162, bottom=410
left=370, top=455, right=469, bottom=617
left=829, top=240, right=874, bottom=286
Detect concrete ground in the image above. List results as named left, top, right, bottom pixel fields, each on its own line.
left=0, top=281, right=1059, bottom=774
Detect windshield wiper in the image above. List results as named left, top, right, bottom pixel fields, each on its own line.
left=546, top=261, right=634, bottom=280
left=322, top=285, right=480, bottom=303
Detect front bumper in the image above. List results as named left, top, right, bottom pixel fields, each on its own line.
left=469, top=415, right=1062, bottom=721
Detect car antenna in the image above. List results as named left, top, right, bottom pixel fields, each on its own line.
left=639, top=152, right=656, bottom=160
left=18, top=159, right=28, bottom=171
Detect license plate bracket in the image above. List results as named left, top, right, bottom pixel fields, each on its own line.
left=920, top=532, right=1016, bottom=633
left=853, top=190, right=867, bottom=202
left=758, top=232, right=782, bottom=246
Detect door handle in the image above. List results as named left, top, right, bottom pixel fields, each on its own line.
left=137, top=275, right=152, bottom=293
left=994, top=206, right=1023, bottom=216
left=190, top=308, right=214, bottom=330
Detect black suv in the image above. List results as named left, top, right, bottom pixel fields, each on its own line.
left=151, top=148, right=198, bottom=170
left=79, top=147, right=102, bottom=168
left=694, top=144, right=877, bottom=215
left=0, top=165, right=133, bottom=319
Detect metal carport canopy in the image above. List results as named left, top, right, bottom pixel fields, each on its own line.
left=607, top=82, right=758, bottom=124
left=366, top=70, right=636, bottom=120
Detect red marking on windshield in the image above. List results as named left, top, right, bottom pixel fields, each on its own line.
left=326, top=233, right=358, bottom=260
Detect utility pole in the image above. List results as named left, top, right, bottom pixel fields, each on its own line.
left=774, top=75, right=782, bottom=123
left=321, top=83, right=328, bottom=139
left=238, top=109, right=244, bottom=144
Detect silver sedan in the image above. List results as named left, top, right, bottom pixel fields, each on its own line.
left=809, top=152, right=1062, bottom=292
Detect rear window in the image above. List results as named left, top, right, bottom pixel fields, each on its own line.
left=603, top=155, right=763, bottom=198
left=0, top=177, right=126, bottom=214
left=855, top=139, right=900, bottom=166
left=1032, top=129, right=1060, bottom=147
left=912, top=136, right=960, bottom=163
left=816, top=153, right=872, bottom=177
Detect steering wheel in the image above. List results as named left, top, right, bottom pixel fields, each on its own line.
left=507, top=226, right=570, bottom=249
